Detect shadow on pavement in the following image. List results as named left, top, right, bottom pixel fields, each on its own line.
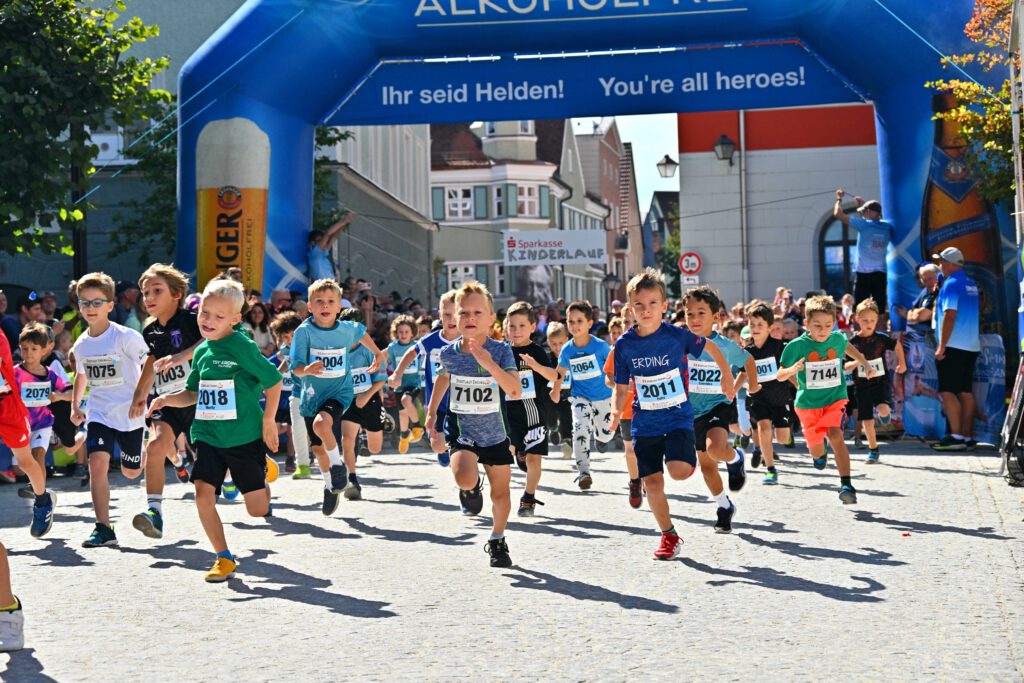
left=680, top=558, right=886, bottom=603
left=7, top=538, right=95, bottom=568
left=356, top=477, right=435, bottom=491
left=736, top=533, right=907, bottom=566
left=780, top=482, right=906, bottom=498
left=852, top=511, right=1013, bottom=540
left=671, top=513, right=797, bottom=535
left=0, top=648, right=58, bottom=682
left=233, top=516, right=361, bottom=541
left=367, top=495, right=459, bottom=514
left=503, top=567, right=678, bottom=613
left=340, top=517, right=475, bottom=546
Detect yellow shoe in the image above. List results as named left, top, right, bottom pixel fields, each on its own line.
left=398, top=436, right=410, bottom=455
left=204, top=557, right=237, bottom=583
left=410, top=427, right=424, bottom=442
left=265, top=456, right=279, bottom=483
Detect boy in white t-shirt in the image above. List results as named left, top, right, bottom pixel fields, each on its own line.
left=70, top=272, right=150, bottom=548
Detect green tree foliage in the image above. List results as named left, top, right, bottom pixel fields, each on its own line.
left=313, top=126, right=354, bottom=232
left=655, top=210, right=681, bottom=297
left=0, top=0, right=169, bottom=255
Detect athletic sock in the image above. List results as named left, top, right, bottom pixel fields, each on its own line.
left=488, top=532, right=505, bottom=541
left=147, top=494, right=162, bottom=514
left=879, top=412, right=891, bottom=425
left=662, top=525, right=676, bottom=535
left=715, top=490, right=731, bottom=509
left=411, top=421, right=421, bottom=429
left=348, top=472, right=358, bottom=484
left=728, top=449, right=741, bottom=464
left=840, top=476, right=852, bottom=487
left=767, top=466, right=777, bottom=473
left=0, top=598, right=20, bottom=612
left=400, top=430, right=410, bottom=439
left=322, top=471, right=333, bottom=490
left=216, top=549, right=235, bottom=563
left=325, top=445, right=342, bottom=467
left=522, top=491, right=535, bottom=502
left=34, top=491, right=51, bottom=507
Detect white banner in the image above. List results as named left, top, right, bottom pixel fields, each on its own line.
left=503, top=230, right=607, bottom=266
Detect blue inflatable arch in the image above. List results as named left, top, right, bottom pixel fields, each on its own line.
left=178, top=0, right=994, bottom=330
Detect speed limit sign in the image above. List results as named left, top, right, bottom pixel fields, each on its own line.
left=679, top=252, right=702, bottom=276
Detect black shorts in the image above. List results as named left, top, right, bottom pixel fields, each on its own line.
left=342, top=393, right=384, bottom=432
left=396, top=387, right=422, bottom=403
left=148, top=404, right=195, bottom=442
left=620, top=418, right=632, bottom=437
left=634, top=428, right=697, bottom=478
left=937, top=347, right=979, bottom=395
left=694, top=402, right=736, bottom=451
left=846, top=382, right=858, bottom=411
left=86, top=423, right=144, bottom=469
left=511, top=424, right=549, bottom=456
left=275, top=407, right=291, bottom=425
left=303, top=398, right=348, bottom=447
left=449, top=437, right=514, bottom=467
left=855, top=381, right=892, bottom=417
left=191, top=439, right=268, bottom=495
left=747, top=397, right=792, bottom=429
left=854, top=270, right=887, bottom=312
left=48, top=400, right=79, bottom=449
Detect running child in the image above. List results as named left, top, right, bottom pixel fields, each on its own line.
left=738, top=301, right=792, bottom=485
left=14, top=324, right=72, bottom=501
left=552, top=301, right=615, bottom=490
left=722, top=319, right=752, bottom=449
left=290, top=279, right=386, bottom=516
left=386, top=315, right=423, bottom=454
left=70, top=272, right=150, bottom=548
left=603, top=304, right=644, bottom=508
left=391, top=290, right=459, bottom=467
left=4, top=327, right=57, bottom=537
left=0, top=539, right=24, bottom=651
left=339, top=308, right=388, bottom=500
left=269, top=311, right=306, bottom=475
left=684, top=286, right=759, bottom=533
left=778, top=295, right=876, bottom=504
left=505, top=302, right=558, bottom=517
left=847, top=297, right=906, bottom=463
left=148, top=278, right=282, bottom=582
left=128, top=264, right=203, bottom=539
left=425, top=282, right=522, bottom=567
left=544, top=322, right=573, bottom=458
left=610, top=269, right=733, bottom=559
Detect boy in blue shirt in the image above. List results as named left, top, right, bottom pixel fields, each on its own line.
left=684, top=286, right=760, bottom=533
left=552, top=301, right=615, bottom=490
left=289, top=279, right=386, bottom=516
left=386, top=315, right=423, bottom=454
left=611, top=269, right=733, bottom=560
left=268, top=311, right=304, bottom=474
left=425, top=282, right=522, bottom=568
left=339, top=308, right=388, bottom=500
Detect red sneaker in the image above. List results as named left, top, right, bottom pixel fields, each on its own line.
left=627, top=479, right=642, bottom=509
left=0, top=470, right=15, bottom=484
left=653, top=531, right=682, bottom=560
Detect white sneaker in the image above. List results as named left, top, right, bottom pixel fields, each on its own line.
left=560, top=443, right=572, bottom=459
left=0, top=602, right=24, bottom=652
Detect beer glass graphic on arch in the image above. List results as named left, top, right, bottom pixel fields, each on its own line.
left=196, top=118, right=270, bottom=292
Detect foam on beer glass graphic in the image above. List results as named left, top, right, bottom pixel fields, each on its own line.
left=196, top=118, right=270, bottom=292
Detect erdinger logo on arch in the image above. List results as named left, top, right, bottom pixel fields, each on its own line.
left=414, top=0, right=745, bottom=23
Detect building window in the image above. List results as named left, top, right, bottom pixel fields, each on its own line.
left=519, top=120, right=533, bottom=135
left=496, top=265, right=513, bottom=295
left=818, top=216, right=856, bottom=298
left=448, top=265, right=475, bottom=289
left=446, top=187, right=472, bottom=219
left=494, top=185, right=504, bottom=217
left=485, top=122, right=496, bottom=136
left=517, top=185, right=538, bottom=217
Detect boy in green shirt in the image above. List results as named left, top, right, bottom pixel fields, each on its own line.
left=149, top=279, right=283, bottom=583
left=778, top=295, right=874, bottom=505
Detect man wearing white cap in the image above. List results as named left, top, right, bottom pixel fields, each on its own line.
left=930, top=246, right=980, bottom=451
left=833, top=189, right=893, bottom=312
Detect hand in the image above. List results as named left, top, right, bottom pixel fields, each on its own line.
left=791, top=358, right=806, bottom=373
left=52, top=320, right=64, bottom=337
left=608, top=413, right=620, bottom=434
left=464, top=337, right=491, bottom=367
left=369, top=352, right=386, bottom=374
left=835, top=188, right=845, bottom=200
left=387, top=375, right=401, bottom=389
left=748, top=380, right=761, bottom=395
left=894, top=305, right=907, bottom=317
left=305, top=360, right=325, bottom=377
left=153, top=355, right=178, bottom=375
left=865, top=365, right=879, bottom=379
left=549, top=388, right=560, bottom=404
left=71, top=407, right=85, bottom=426
left=263, top=417, right=278, bottom=452
left=146, top=397, right=165, bottom=419
left=854, top=195, right=864, bottom=205
left=935, top=345, right=946, bottom=361
left=522, top=354, right=540, bottom=370
left=355, top=393, right=369, bottom=409
left=425, top=412, right=436, bottom=435
left=896, top=362, right=907, bottom=374
left=721, top=375, right=735, bottom=402
left=129, top=396, right=147, bottom=420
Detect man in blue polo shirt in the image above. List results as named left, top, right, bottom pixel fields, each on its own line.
left=833, top=189, right=894, bottom=312
left=930, top=247, right=980, bottom=451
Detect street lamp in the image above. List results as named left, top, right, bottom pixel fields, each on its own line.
left=601, top=271, right=621, bottom=313
left=656, top=154, right=678, bottom=178
left=713, top=134, right=736, bottom=166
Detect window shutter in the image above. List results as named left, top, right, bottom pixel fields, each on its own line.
left=539, top=185, right=550, bottom=219
left=431, top=187, right=445, bottom=221
left=506, top=183, right=518, bottom=217
left=473, top=186, right=488, bottom=219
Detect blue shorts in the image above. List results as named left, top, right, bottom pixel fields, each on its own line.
left=633, top=428, right=697, bottom=478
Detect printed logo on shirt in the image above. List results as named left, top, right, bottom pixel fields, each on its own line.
left=170, top=329, right=183, bottom=349
left=631, top=355, right=671, bottom=369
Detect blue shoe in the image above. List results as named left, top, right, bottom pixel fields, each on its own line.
left=866, top=449, right=880, bottom=464
left=30, top=492, right=55, bottom=538
left=82, top=522, right=118, bottom=548
left=762, top=470, right=778, bottom=485
left=726, top=449, right=746, bottom=492
left=813, top=444, right=828, bottom=470
left=839, top=484, right=857, bottom=504
left=222, top=482, right=240, bottom=501
left=437, top=451, right=451, bottom=467
left=132, top=507, right=163, bottom=539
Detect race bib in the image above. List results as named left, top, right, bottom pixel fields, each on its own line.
left=0, top=373, right=9, bottom=394
left=856, top=357, right=886, bottom=379
left=311, top=348, right=346, bottom=379
left=196, top=379, right=237, bottom=421
left=570, top=354, right=600, bottom=381
left=281, top=370, right=294, bottom=393
left=514, top=370, right=536, bottom=401
left=404, top=359, right=419, bottom=375
left=635, top=369, right=687, bottom=410
left=806, top=359, right=842, bottom=390
left=688, top=360, right=723, bottom=395
left=21, top=382, right=51, bottom=408
left=429, top=348, right=444, bottom=379
left=154, top=361, right=190, bottom=395
left=449, top=375, right=500, bottom=415
left=754, top=357, right=779, bottom=383
left=84, top=355, right=124, bottom=388
left=351, top=366, right=373, bottom=395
